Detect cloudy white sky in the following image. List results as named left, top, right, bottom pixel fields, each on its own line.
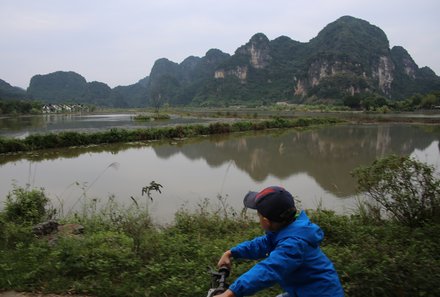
left=1, top=0, right=439, bottom=89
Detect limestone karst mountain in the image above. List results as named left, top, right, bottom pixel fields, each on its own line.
left=2, top=16, right=439, bottom=107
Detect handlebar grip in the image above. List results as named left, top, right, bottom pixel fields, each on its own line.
left=207, top=266, right=230, bottom=297
left=218, top=266, right=230, bottom=277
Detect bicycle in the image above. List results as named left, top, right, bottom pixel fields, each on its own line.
left=206, top=266, right=230, bottom=297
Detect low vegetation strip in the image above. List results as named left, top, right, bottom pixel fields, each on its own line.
left=0, top=117, right=342, bottom=154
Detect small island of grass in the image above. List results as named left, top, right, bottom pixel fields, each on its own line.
left=133, top=113, right=171, bottom=121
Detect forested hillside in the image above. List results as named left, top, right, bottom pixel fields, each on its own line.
left=1, top=16, right=439, bottom=108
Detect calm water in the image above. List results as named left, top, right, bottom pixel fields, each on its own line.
left=0, top=113, right=214, bottom=138
left=0, top=123, right=439, bottom=223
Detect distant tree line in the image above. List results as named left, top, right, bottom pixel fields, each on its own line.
left=343, top=91, right=440, bottom=112
left=0, top=99, right=42, bottom=115
left=1, top=90, right=439, bottom=116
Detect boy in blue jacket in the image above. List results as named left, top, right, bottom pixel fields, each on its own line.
left=216, top=186, right=344, bottom=297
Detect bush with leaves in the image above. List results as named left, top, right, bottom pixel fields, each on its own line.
left=3, top=185, right=54, bottom=225
left=352, top=155, right=440, bottom=227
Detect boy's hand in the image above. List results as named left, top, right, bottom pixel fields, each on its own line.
left=217, top=250, right=233, bottom=270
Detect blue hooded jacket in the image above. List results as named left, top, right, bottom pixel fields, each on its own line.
left=229, top=211, right=344, bottom=297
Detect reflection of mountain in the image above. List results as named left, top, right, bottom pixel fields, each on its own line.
left=1, top=124, right=437, bottom=198
left=0, top=142, right=147, bottom=166
left=153, top=124, right=439, bottom=197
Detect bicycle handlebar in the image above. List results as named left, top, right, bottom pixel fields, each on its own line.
left=206, top=266, right=230, bottom=297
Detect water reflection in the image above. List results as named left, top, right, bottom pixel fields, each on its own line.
left=0, top=113, right=212, bottom=138
left=152, top=124, right=439, bottom=197
left=0, top=124, right=438, bottom=222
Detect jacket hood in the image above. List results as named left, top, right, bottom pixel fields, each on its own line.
left=273, top=210, right=324, bottom=247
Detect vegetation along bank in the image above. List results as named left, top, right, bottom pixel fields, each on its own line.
left=0, top=117, right=342, bottom=154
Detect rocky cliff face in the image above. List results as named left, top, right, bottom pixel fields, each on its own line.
left=291, top=16, right=397, bottom=98
left=213, top=33, right=271, bottom=82
left=146, top=49, right=230, bottom=105
left=235, top=33, right=272, bottom=69
left=214, top=66, right=248, bottom=82
left=391, top=46, right=418, bottom=78
left=374, top=55, right=394, bottom=94
left=130, top=15, right=440, bottom=106
left=294, top=55, right=396, bottom=97
left=209, top=16, right=439, bottom=102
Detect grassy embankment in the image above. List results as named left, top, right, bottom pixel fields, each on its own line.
left=0, top=154, right=439, bottom=297
left=0, top=189, right=439, bottom=297
left=0, top=117, right=342, bottom=154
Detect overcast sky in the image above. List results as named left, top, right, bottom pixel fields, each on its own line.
left=1, top=0, right=439, bottom=89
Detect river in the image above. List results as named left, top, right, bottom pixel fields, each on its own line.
left=0, top=116, right=439, bottom=223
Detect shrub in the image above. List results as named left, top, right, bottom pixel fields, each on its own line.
left=266, top=117, right=290, bottom=128
left=25, top=133, right=62, bottom=150
left=0, top=217, right=34, bottom=249
left=3, top=186, right=54, bottom=225
left=105, top=128, right=126, bottom=143
left=0, top=239, right=51, bottom=290
left=209, top=122, right=231, bottom=134
left=59, top=131, right=89, bottom=146
left=0, top=137, right=27, bottom=153
left=352, top=155, right=440, bottom=227
left=231, top=121, right=254, bottom=132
